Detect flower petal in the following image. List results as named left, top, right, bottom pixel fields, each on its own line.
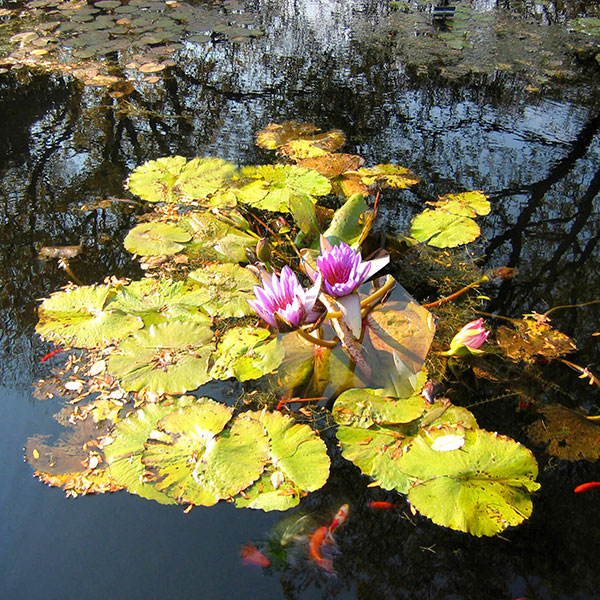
left=336, top=293, right=363, bottom=338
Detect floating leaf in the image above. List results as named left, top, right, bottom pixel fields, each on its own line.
left=332, top=388, right=429, bottom=428
left=411, top=209, right=481, bottom=248
left=124, top=222, right=191, bottom=256
left=112, top=278, right=211, bottom=326
left=526, top=405, right=600, bottom=461
left=184, top=212, right=256, bottom=263
left=256, top=121, right=320, bottom=150
left=36, top=284, right=143, bottom=348
left=174, top=157, right=237, bottom=203
left=104, top=396, right=199, bottom=504
left=187, top=263, right=258, bottom=318
left=236, top=165, right=331, bottom=212
left=297, top=153, right=364, bottom=178
left=210, top=326, right=284, bottom=382
left=256, top=122, right=345, bottom=158
left=398, top=428, right=540, bottom=536
left=357, top=164, right=420, bottom=189
left=127, top=156, right=188, bottom=203
left=108, top=321, right=215, bottom=394
left=142, top=401, right=267, bottom=505
left=234, top=468, right=301, bottom=511
left=279, top=131, right=345, bottom=160
left=497, top=316, right=577, bottom=363
left=433, top=190, right=490, bottom=217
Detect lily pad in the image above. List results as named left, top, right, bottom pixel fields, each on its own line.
left=210, top=326, right=284, bottom=382
left=108, top=321, right=215, bottom=394
left=124, top=222, right=191, bottom=256
left=297, top=153, right=365, bottom=179
left=113, top=278, right=211, bottom=326
left=411, top=209, right=481, bottom=248
left=104, top=396, right=198, bottom=504
left=256, top=122, right=320, bottom=150
left=322, top=193, right=369, bottom=247
left=187, top=263, right=258, bottom=318
left=236, top=165, right=331, bottom=213
left=398, top=428, right=540, bottom=536
left=36, top=284, right=143, bottom=348
left=127, top=155, right=188, bottom=203
left=356, top=164, right=420, bottom=189
left=174, top=157, right=237, bottom=203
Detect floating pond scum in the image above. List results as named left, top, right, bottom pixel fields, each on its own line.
left=26, top=121, right=598, bottom=569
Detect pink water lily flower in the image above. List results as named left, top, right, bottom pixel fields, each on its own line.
left=444, top=318, right=490, bottom=356
left=306, top=237, right=389, bottom=337
left=247, top=266, right=321, bottom=332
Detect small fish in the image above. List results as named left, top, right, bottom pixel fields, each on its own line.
left=40, top=348, right=63, bottom=362
left=240, top=543, right=270, bottom=568
left=328, top=504, right=349, bottom=534
left=367, top=501, right=402, bottom=511
left=308, top=526, right=333, bottom=573
left=574, top=481, right=600, bottom=493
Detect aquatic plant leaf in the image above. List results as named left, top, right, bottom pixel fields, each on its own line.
left=399, top=428, right=540, bottom=536
left=256, top=122, right=320, bottom=150
left=251, top=410, right=330, bottom=492
left=237, top=165, right=331, bottom=212
left=336, top=426, right=414, bottom=493
left=108, top=322, right=215, bottom=394
left=112, top=278, right=211, bottom=326
left=410, top=209, right=481, bottom=248
left=279, top=134, right=345, bottom=159
left=322, top=193, right=369, bottom=246
left=497, top=316, right=576, bottom=363
left=32, top=468, right=123, bottom=497
left=234, top=468, right=301, bottom=511
left=36, top=284, right=143, bottom=348
left=123, top=222, right=192, bottom=256
left=357, top=164, right=420, bottom=189
left=104, top=396, right=199, bottom=504
left=526, top=405, right=600, bottom=461
left=332, top=388, right=429, bottom=428
left=187, top=263, right=258, bottom=317
left=127, top=155, right=188, bottom=203
left=210, top=326, right=284, bottom=382
left=185, top=212, right=256, bottom=263
left=289, top=191, right=320, bottom=239
left=297, top=153, right=364, bottom=178
left=433, top=191, right=490, bottom=217
left=193, top=413, right=269, bottom=500
left=174, top=157, right=237, bottom=202
left=141, top=399, right=238, bottom=505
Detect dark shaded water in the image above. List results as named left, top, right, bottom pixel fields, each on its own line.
left=1, top=1, right=600, bottom=598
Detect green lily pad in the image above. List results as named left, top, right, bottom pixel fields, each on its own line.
left=398, top=428, right=540, bottom=536
left=174, top=157, right=237, bottom=203
left=434, top=190, right=490, bottom=217
left=410, top=209, right=481, bottom=248
left=332, top=388, right=429, bottom=428
left=184, top=212, right=256, bottom=263
left=36, top=284, right=143, bottom=348
left=112, top=278, right=211, bottom=326
left=127, top=155, right=188, bottom=203
left=141, top=399, right=239, bottom=505
left=234, top=468, right=302, bottom=511
left=124, top=222, right=192, bottom=256
left=104, top=396, right=198, bottom=504
left=187, top=263, right=258, bottom=318
left=108, top=321, right=215, bottom=394
left=210, top=326, right=285, bottom=382
left=357, top=164, right=420, bottom=189
left=236, top=165, right=331, bottom=213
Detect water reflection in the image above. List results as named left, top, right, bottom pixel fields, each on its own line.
left=0, top=0, right=600, bottom=599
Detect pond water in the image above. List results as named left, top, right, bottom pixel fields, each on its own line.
left=1, top=0, right=600, bottom=598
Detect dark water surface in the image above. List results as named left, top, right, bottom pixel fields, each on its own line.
left=1, top=1, right=600, bottom=598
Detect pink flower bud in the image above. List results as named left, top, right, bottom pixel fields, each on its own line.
left=444, top=318, right=490, bottom=356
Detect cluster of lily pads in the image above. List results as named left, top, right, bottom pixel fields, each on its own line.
left=29, top=121, right=547, bottom=537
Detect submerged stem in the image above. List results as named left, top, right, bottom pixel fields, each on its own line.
left=423, top=275, right=489, bottom=309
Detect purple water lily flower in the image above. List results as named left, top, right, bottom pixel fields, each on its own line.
left=247, top=266, right=321, bottom=332
left=307, top=237, right=389, bottom=337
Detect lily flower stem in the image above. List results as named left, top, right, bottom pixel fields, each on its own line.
left=296, top=327, right=339, bottom=349
left=422, top=276, right=489, bottom=309
left=559, top=358, right=600, bottom=388
left=324, top=277, right=397, bottom=319
left=58, top=259, right=83, bottom=286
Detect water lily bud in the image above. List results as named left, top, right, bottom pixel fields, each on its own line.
left=442, top=318, right=490, bottom=356
left=256, top=238, right=272, bottom=263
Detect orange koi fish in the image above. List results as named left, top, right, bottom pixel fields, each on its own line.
left=328, top=504, right=349, bottom=534
left=309, top=526, right=333, bottom=573
left=40, top=348, right=63, bottom=362
left=240, top=543, right=270, bottom=567
left=574, top=481, right=600, bottom=493
left=367, top=501, right=402, bottom=511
